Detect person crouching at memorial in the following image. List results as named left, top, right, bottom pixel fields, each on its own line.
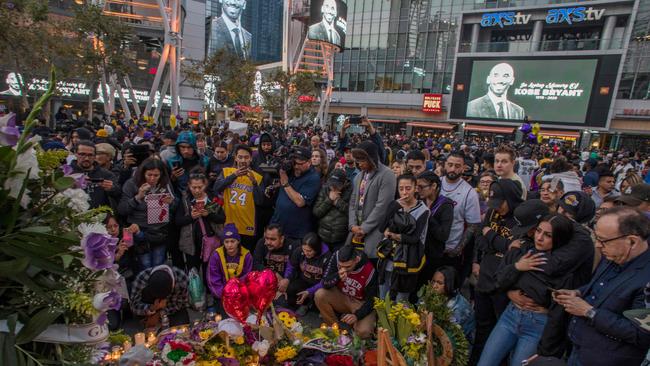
left=316, top=245, right=378, bottom=339
left=130, top=265, right=190, bottom=329
left=207, top=223, right=253, bottom=315
left=428, top=265, right=476, bottom=344
left=279, top=232, right=331, bottom=316
left=377, top=174, right=429, bottom=302
left=176, top=170, right=225, bottom=273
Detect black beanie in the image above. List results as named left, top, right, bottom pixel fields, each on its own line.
left=75, top=127, right=92, bottom=141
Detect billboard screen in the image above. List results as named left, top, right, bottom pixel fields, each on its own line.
left=308, top=0, right=348, bottom=49
left=449, top=55, right=622, bottom=128
left=209, top=0, right=283, bottom=63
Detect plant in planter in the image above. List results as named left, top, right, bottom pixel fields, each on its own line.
left=0, top=68, right=121, bottom=365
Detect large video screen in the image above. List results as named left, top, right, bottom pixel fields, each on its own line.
left=209, top=0, right=283, bottom=63
left=308, top=0, right=348, bottom=49
left=449, top=55, right=622, bottom=128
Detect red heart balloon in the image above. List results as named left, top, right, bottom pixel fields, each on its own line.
left=222, top=278, right=250, bottom=324
left=246, top=269, right=278, bottom=315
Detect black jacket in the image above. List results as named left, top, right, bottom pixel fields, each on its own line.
left=424, top=196, right=454, bottom=259
left=71, top=162, right=121, bottom=209
left=312, top=182, right=352, bottom=244
left=252, top=239, right=291, bottom=277
left=475, top=209, right=517, bottom=294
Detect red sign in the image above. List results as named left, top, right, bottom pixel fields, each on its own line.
left=298, top=95, right=317, bottom=103
left=622, top=109, right=650, bottom=117
left=187, top=111, right=200, bottom=118
left=422, top=93, right=442, bottom=113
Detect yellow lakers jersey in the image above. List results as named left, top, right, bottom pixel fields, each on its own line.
left=222, top=167, right=262, bottom=236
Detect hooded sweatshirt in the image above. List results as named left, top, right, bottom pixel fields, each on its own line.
left=167, top=131, right=210, bottom=193
left=475, top=179, right=524, bottom=293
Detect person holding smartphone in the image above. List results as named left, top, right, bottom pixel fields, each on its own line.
left=166, top=131, right=210, bottom=195
left=118, top=158, right=176, bottom=271
left=70, top=140, right=121, bottom=209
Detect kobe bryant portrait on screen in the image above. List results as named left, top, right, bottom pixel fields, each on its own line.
left=211, top=0, right=251, bottom=60
left=308, top=0, right=342, bottom=47
left=467, top=62, right=525, bottom=120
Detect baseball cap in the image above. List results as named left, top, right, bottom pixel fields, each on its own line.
left=290, top=146, right=312, bottom=161
left=616, top=183, right=650, bottom=207
left=327, top=169, right=347, bottom=188
left=559, top=191, right=595, bottom=224
left=487, top=179, right=524, bottom=210
left=511, top=199, right=550, bottom=238
left=96, top=143, right=116, bottom=159
left=163, top=131, right=178, bottom=141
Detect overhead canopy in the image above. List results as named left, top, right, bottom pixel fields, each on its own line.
left=540, top=130, right=580, bottom=138
left=370, top=119, right=401, bottom=124
left=464, top=124, right=514, bottom=134
left=407, top=122, right=454, bottom=130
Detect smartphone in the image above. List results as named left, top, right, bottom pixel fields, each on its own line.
left=348, top=116, right=362, bottom=124
left=122, top=229, right=133, bottom=248
left=172, top=161, right=181, bottom=170
left=194, top=201, right=205, bottom=211
left=89, top=177, right=104, bottom=183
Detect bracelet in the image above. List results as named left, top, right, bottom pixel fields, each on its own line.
left=282, top=182, right=290, bottom=188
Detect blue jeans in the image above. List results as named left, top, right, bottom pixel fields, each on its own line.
left=138, top=245, right=167, bottom=271
left=379, top=271, right=409, bottom=302
left=477, top=303, right=548, bottom=366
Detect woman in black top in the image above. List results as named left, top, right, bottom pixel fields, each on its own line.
left=477, top=214, right=573, bottom=366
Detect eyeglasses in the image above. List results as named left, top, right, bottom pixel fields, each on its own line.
left=76, top=152, right=95, bottom=158
left=594, top=234, right=630, bottom=246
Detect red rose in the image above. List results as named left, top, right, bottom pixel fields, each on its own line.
left=325, top=354, right=354, bottom=366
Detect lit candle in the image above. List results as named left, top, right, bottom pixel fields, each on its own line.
left=123, top=340, right=132, bottom=352
left=331, top=323, right=339, bottom=330
left=147, top=332, right=156, bottom=346
left=215, top=314, right=222, bottom=322
left=111, top=346, right=121, bottom=361
left=320, top=323, right=327, bottom=330
left=134, top=332, right=145, bottom=345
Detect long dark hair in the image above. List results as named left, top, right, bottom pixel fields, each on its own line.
left=435, top=265, right=460, bottom=296
left=539, top=214, right=573, bottom=250
left=134, top=157, right=170, bottom=188
left=302, top=232, right=322, bottom=257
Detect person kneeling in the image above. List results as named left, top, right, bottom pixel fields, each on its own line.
left=207, top=223, right=253, bottom=315
left=315, top=245, right=377, bottom=339
left=130, top=265, right=190, bottom=329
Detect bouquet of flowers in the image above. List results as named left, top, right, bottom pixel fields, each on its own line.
left=374, top=295, right=427, bottom=365
left=0, top=68, right=122, bottom=364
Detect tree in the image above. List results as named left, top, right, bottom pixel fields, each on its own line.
left=261, top=70, right=319, bottom=123
left=68, top=4, right=137, bottom=119
left=0, top=0, right=75, bottom=112
left=184, top=49, right=257, bottom=120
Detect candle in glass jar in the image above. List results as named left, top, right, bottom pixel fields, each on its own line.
left=123, top=339, right=132, bottom=352
left=134, top=332, right=145, bottom=345
left=111, top=346, right=121, bottom=361
left=147, top=332, right=156, bottom=345
left=215, top=314, right=222, bottom=322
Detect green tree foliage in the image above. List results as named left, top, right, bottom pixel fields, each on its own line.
left=261, top=70, right=319, bottom=120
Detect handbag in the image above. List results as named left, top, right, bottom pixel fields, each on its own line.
left=198, top=217, right=220, bottom=262
left=188, top=267, right=206, bottom=311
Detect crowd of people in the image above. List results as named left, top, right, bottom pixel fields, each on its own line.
left=33, top=114, right=650, bottom=366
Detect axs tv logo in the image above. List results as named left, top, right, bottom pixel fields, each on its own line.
left=481, top=7, right=605, bottom=28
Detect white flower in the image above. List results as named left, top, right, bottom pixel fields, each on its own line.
left=60, top=188, right=90, bottom=213
left=252, top=339, right=270, bottom=357
left=290, top=321, right=303, bottom=335
left=3, top=136, right=41, bottom=208
left=78, top=222, right=108, bottom=237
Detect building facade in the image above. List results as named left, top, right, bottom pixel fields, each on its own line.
left=329, top=0, right=650, bottom=150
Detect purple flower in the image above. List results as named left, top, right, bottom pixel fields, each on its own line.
left=62, top=164, right=87, bottom=189
left=96, top=312, right=108, bottom=326
left=0, top=113, right=19, bottom=147
left=157, top=332, right=177, bottom=349
left=82, top=233, right=118, bottom=271
left=62, top=164, right=73, bottom=175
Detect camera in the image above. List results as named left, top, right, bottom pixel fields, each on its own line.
left=348, top=116, right=363, bottom=124
left=257, top=146, right=293, bottom=176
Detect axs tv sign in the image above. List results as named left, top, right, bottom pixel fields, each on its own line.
left=481, top=7, right=605, bottom=28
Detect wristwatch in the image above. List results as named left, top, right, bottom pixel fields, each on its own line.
left=282, top=182, right=290, bottom=188
left=585, top=308, right=597, bottom=320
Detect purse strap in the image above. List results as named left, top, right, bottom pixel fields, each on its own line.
left=197, top=217, right=208, bottom=236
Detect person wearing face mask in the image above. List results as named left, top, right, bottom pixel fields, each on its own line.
left=555, top=207, right=650, bottom=366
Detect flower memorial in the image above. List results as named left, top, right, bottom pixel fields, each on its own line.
left=0, top=69, right=123, bottom=364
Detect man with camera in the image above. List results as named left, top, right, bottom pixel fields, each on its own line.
left=213, top=144, right=264, bottom=251
left=71, top=140, right=121, bottom=209
left=270, top=146, right=321, bottom=249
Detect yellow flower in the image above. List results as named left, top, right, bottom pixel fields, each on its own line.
left=234, top=336, right=245, bottom=345
left=278, top=312, right=289, bottom=321
left=197, top=361, right=222, bottom=366
left=224, top=347, right=235, bottom=358
left=199, top=329, right=213, bottom=341
left=274, top=346, right=298, bottom=362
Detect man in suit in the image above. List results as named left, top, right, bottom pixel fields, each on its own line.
left=308, top=0, right=342, bottom=47
left=211, top=0, right=251, bottom=60
left=554, top=206, right=650, bottom=366
left=467, top=63, right=525, bottom=120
